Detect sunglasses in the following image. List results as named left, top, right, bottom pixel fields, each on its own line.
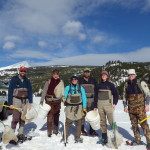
left=72, top=78, right=78, bottom=81
left=128, top=74, right=135, bottom=76
left=20, top=71, right=26, bottom=73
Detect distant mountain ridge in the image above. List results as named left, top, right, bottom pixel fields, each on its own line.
left=0, top=61, right=150, bottom=98
left=0, top=61, right=31, bottom=71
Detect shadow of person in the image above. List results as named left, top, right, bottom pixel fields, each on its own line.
left=39, top=122, right=47, bottom=131
left=24, top=122, right=37, bottom=135
left=117, top=126, right=133, bottom=141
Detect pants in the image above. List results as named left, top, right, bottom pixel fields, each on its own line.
left=11, top=98, right=26, bottom=134
left=46, top=101, right=61, bottom=134
left=129, top=105, right=150, bottom=143
left=98, top=100, right=113, bottom=133
left=65, top=118, right=82, bottom=138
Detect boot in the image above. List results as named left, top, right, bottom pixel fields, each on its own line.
left=130, top=138, right=142, bottom=146
left=53, top=130, right=58, bottom=135
left=47, top=131, right=52, bottom=137
left=17, top=134, right=26, bottom=143
left=89, top=126, right=98, bottom=136
left=81, top=125, right=87, bottom=136
left=97, top=133, right=108, bottom=145
left=9, top=140, right=18, bottom=145
left=75, top=137, right=83, bottom=143
left=147, top=143, right=150, bottom=149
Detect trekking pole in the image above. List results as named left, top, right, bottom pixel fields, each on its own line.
left=0, top=104, right=20, bottom=110
left=62, top=102, right=67, bottom=147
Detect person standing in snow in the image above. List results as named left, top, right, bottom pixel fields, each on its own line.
left=123, top=69, right=150, bottom=148
left=94, top=71, right=118, bottom=145
left=40, top=69, right=64, bottom=137
left=8, top=66, right=33, bottom=142
left=62, top=74, right=87, bottom=143
left=78, top=68, right=98, bottom=136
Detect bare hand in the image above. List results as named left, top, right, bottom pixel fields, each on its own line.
left=124, top=107, right=128, bottom=113
left=93, top=108, right=97, bottom=111
left=9, top=105, right=15, bottom=109
left=112, top=105, right=116, bottom=109
left=145, top=105, right=149, bottom=112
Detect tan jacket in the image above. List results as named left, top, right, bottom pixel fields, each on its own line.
left=40, top=80, right=64, bottom=103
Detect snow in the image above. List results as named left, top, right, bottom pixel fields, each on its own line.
left=0, top=61, right=30, bottom=71
left=0, top=97, right=150, bottom=150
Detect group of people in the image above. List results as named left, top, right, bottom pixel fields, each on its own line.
left=7, top=66, right=150, bottom=149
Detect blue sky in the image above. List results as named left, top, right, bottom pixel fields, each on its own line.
left=0, top=0, right=150, bottom=67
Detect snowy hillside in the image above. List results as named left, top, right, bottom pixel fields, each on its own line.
left=0, top=97, right=150, bottom=150
left=0, top=61, right=31, bottom=71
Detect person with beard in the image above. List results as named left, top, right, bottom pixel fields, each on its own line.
left=8, top=66, right=33, bottom=143
left=40, top=69, right=64, bottom=137
left=123, top=69, right=150, bottom=149
left=78, top=68, right=98, bottom=136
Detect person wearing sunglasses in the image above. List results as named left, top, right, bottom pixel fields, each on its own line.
left=8, top=66, right=33, bottom=144
left=62, top=74, right=87, bottom=143
left=123, top=69, right=150, bottom=148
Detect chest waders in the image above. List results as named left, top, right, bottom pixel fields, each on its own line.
left=66, top=92, right=82, bottom=121
left=81, top=84, right=94, bottom=111
left=97, top=89, right=113, bottom=133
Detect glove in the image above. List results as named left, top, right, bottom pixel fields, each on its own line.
left=82, top=108, right=87, bottom=117
left=40, top=100, right=43, bottom=105
left=61, top=97, right=66, bottom=103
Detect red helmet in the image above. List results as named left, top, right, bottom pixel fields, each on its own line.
left=19, top=66, right=27, bottom=71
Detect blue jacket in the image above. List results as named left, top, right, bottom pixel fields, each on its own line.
left=8, top=75, right=33, bottom=105
left=64, top=84, right=87, bottom=109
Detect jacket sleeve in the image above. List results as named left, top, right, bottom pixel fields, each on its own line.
left=64, top=85, right=69, bottom=99
left=27, top=80, right=33, bottom=103
left=8, top=78, right=15, bottom=105
left=40, top=81, right=49, bottom=102
left=93, top=79, right=98, bottom=108
left=81, top=86, right=87, bottom=109
left=141, top=81, right=150, bottom=105
left=110, top=83, right=119, bottom=105
left=122, top=83, right=128, bottom=108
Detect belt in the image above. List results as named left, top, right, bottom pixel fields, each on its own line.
left=128, top=102, right=145, bottom=107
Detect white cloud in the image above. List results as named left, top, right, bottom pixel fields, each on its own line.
left=4, top=0, right=76, bottom=34
left=4, top=35, right=21, bottom=41
left=3, top=41, right=15, bottom=50
left=10, top=50, right=53, bottom=60
left=93, top=36, right=106, bottom=43
left=34, top=47, right=150, bottom=66
left=63, top=21, right=86, bottom=40
left=38, top=41, right=47, bottom=48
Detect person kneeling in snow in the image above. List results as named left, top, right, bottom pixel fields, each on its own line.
left=62, top=74, right=87, bottom=143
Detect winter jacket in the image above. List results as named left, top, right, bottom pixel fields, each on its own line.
left=123, top=78, right=150, bottom=107
left=94, top=81, right=118, bottom=107
left=64, top=84, right=87, bottom=109
left=8, top=75, right=33, bottom=105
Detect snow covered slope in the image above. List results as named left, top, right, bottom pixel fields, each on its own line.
left=0, top=61, right=31, bottom=71
left=0, top=97, right=150, bottom=150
